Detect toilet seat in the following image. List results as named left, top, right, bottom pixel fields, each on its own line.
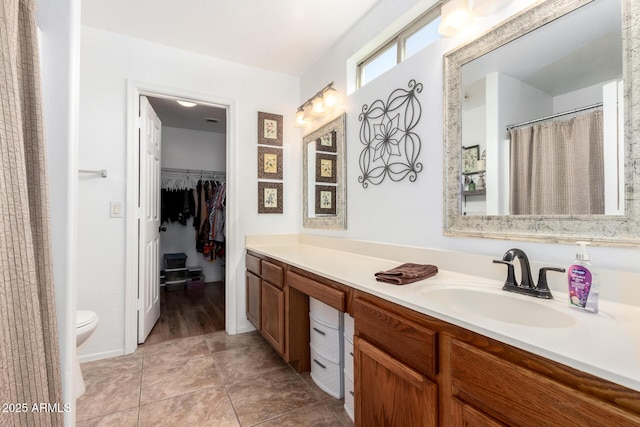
left=77, top=310, right=97, bottom=328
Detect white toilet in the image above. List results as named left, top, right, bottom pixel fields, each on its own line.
left=74, top=310, right=99, bottom=398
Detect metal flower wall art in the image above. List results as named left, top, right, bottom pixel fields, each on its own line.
left=358, top=79, right=424, bottom=187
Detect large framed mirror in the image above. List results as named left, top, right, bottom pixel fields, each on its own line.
left=303, top=113, right=347, bottom=229
left=443, top=0, right=640, bottom=245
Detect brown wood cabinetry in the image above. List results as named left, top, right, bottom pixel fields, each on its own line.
left=355, top=335, right=437, bottom=426
left=246, top=251, right=640, bottom=426
left=245, top=271, right=261, bottom=330
left=448, top=339, right=640, bottom=426
left=352, top=289, right=640, bottom=427
left=261, top=280, right=285, bottom=354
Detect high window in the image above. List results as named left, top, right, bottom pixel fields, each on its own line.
left=357, top=7, right=442, bottom=88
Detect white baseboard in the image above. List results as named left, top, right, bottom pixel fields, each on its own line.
left=78, top=349, right=124, bottom=363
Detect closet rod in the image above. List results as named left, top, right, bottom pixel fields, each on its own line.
left=506, top=102, right=603, bottom=130
left=161, top=167, right=225, bottom=176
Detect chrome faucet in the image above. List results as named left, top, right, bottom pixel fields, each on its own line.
left=493, top=248, right=565, bottom=299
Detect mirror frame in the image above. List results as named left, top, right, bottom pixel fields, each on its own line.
left=303, top=113, right=347, bottom=229
left=443, top=0, right=640, bottom=246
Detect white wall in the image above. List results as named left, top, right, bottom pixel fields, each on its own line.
left=78, top=27, right=300, bottom=359
left=161, top=126, right=226, bottom=282
left=299, top=0, right=640, bottom=275
left=36, top=0, right=80, bottom=424
left=161, top=126, right=226, bottom=171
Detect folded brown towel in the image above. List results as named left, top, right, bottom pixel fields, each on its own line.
left=375, top=263, right=438, bottom=285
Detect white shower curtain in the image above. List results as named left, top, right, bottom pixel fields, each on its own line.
left=509, top=110, right=605, bottom=215
left=0, top=0, right=64, bottom=425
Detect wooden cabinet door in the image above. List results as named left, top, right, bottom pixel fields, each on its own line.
left=261, top=280, right=285, bottom=355
left=451, top=398, right=505, bottom=427
left=246, top=271, right=261, bottom=330
left=355, top=336, right=437, bottom=427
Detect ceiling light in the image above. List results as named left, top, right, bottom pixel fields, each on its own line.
left=176, top=100, right=197, bottom=107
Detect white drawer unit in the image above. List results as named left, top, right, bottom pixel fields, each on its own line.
left=344, top=370, right=354, bottom=421
left=309, top=297, right=344, bottom=399
left=344, top=334, right=354, bottom=380
left=343, top=312, right=355, bottom=421
left=310, top=315, right=342, bottom=363
left=344, top=312, right=354, bottom=339
left=310, top=344, right=344, bottom=399
left=310, top=297, right=342, bottom=328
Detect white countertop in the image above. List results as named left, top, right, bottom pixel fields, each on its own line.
left=246, top=238, right=640, bottom=393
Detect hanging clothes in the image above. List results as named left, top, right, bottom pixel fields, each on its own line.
left=160, top=169, right=226, bottom=262
left=196, top=180, right=226, bottom=262
left=161, top=189, right=195, bottom=225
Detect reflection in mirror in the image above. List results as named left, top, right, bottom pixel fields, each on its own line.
left=443, top=0, right=640, bottom=245
left=303, top=114, right=346, bottom=229
left=461, top=0, right=622, bottom=216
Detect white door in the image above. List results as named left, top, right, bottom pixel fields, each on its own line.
left=138, top=96, right=161, bottom=343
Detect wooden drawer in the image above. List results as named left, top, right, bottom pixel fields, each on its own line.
left=450, top=339, right=640, bottom=426
left=262, top=260, right=284, bottom=289
left=354, top=297, right=437, bottom=378
left=287, top=271, right=345, bottom=311
left=246, top=253, right=261, bottom=276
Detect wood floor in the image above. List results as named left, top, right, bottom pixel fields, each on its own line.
left=142, top=281, right=225, bottom=346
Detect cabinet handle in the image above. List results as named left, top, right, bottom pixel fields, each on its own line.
left=349, top=390, right=354, bottom=396
left=312, top=327, right=326, bottom=336
left=349, top=352, right=353, bottom=357
left=313, top=359, right=326, bottom=369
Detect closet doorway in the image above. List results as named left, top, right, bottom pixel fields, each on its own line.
left=138, top=93, right=228, bottom=346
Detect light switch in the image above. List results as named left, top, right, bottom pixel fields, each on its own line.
left=110, top=201, right=123, bottom=218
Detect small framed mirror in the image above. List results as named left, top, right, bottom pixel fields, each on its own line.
left=303, top=114, right=347, bottom=229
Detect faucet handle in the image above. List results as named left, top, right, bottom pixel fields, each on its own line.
left=536, top=267, right=566, bottom=298
left=493, top=260, right=518, bottom=287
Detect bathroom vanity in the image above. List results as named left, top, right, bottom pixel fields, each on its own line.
left=246, top=235, right=640, bottom=426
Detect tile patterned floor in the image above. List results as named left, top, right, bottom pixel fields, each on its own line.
left=76, top=331, right=354, bottom=426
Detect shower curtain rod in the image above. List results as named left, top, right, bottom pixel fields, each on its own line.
left=506, top=102, right=603, bottom=130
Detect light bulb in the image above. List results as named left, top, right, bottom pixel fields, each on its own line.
left=295, top=109, right=306, bottom=126
left=446, top=9, right=470, bottom=29
left=312, top=98, right=324, bottom=115
left=323, top=87, right=338, bottom=108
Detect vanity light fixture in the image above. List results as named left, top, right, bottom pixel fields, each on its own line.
left=176, top=100, right=197, bottom=107
left=295, top=82, right=339, bottom=127
left=470, top=0, right=514, bottom=16
left=438, top=0, right=474, bottom=37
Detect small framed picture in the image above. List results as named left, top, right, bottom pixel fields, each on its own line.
left=315, top=185, right=337, bottom=215
left=316, top=130, right=337, bottom=153
left=463, top=145, right=480, bottom=174
left=315, top=153, right=337, bottom=183
left=258, top=182, right=283, bottom=214
left=258, top=111, right=283, bottom=146
left=258, top=146, right=283, bottom=179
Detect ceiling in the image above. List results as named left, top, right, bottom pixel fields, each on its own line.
left=84, top=0, right=382, bottom=132
left=146, top=96, right=227, bottom=133
left=81, top=0, right=382, bottom=77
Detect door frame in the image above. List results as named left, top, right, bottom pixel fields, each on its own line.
left=124, top=80, right=238, bottom=354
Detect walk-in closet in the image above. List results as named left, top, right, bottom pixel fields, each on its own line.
left=145, top=96, right=227, bottom=345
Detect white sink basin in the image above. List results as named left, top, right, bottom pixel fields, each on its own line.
left=412, top=283, right=576, bottom=328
